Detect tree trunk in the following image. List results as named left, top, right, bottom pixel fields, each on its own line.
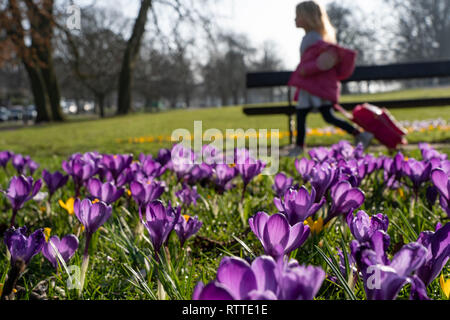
left=41, top=58, right=64, bottom=121
left=23, top=62, right=52, bottom=123
left=97, top=94, right=105, bottom=118
left=116, top=0, right=152, bottom=115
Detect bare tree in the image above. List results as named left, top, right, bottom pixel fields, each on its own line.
left=58, top=7, right=126, bottom=117
left=116, top=0, right=215, bottom=115
left=201, top=32, right=255, bottom=106
left=327, top=2, right=377, bottom=65
left=0, top=0, right=65, bottom=122
left=385, top=0, right=450, bottom=62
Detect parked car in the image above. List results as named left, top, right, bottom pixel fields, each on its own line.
left=23, top=105, right=37, bottom=122
left=0, top=107, right=10, bottom=122
left=9, top=106, right=24, bottom=121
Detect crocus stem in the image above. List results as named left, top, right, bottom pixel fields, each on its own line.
left=410, top=196, right=416, bottom=219
left=79, top=233, right=92, bottom=297
left=9, top=209, right=18, bottom=228
left=1, top=259, right=25, bottom=300
left=241, top=184, right=247, bottom=203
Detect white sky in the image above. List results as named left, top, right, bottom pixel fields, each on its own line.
left=78, top=0, right=382, bottom=69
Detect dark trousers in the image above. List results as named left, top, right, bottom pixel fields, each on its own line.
left=296, top=105, right=359, bottom=147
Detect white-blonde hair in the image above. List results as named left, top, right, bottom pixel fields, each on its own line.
left=296, top=1, right=336, bottom=43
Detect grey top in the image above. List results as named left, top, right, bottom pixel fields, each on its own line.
left=300, top=30, right=323, bottom=56
left=297, top=30, right=332, bottom=111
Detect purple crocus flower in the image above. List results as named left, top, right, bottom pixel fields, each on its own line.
left=193, top=255, right=325, bottom=300
left=325, top=180, right=365, bottom=224
left=310, top=163, right=338, bottom=203
left=415, top=222, right=450, bottom=286
left=431, top=168, right=450, bottom=217
left=156, top=148, right=171, bottom=166
left=174, top=214, right=203, bottom=247
left=308, top=147, right=330, bottom=163
left=186, top=163, right=213, bottom=185
left=426, top=186, right=438, bottom=207
left=383, top=152, right=404, bottom=190
left=0, top=150, right=13, bottom=169
left=42, top=235, right=79, bottom=269
left=236, top=156, right=265, bottom=191
left=11, top=154, right=39, bottom=176
left=276, top=258, right=326, bottom=300
left=419, top=143, right=447, bottom=162
left=171, top=144, right=196, bottom=180
left=213, top=164, right=236, bottom=194
left=248, top=211, right=310, bottom=258
left=295, top=158, right=315, bottom=183
left=139, top=200, right=181, bottom=255
left=4, top=226, right=45, bottom=265
left=5, top=176, right=42, bottom=226
left=402, top=159, right=432, bottom=197
left=62, top=155, right=96, bottom=197
left=176, top=184, right=200, bottom=207
left=130, top=180, right=165, bottom=207
left=73, top=198, right=112, bottom=235
left=202, top=144, right=224, bottom=166
left=42, top=169, right=69, bottom=200
left=272, top=173, right=294, bottom=197
left=351, top=241, right=427, bottom=300
left=73, top=198, right=112, bottom=292
left=138, top=154, right=166, bottom=178
left=274, top=186, right=325, bottom=225
left=87, top=178, right=124, bottom=205
left=100, top=154, right=133, bottom=183
left=347, top=210, right=389, bottom=243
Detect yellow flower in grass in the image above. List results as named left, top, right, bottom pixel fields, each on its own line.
left=304, top=217, right=324, bottom=235
left=398, top=188, right=405, bottom=199
left=39, top=206, right=46, bottom=213
left=440, top=274, right=450, bottom=299
left=44, top=228, right=51, bottom=242
left=59, top=197, right=75, bottom=215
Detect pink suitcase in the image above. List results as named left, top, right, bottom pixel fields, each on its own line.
left=334, top=103, right=408, bottom=149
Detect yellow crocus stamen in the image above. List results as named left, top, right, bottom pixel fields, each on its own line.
left=59, top=197, right=75, bottom=215
left=92, top=198, right=100, bottom=204
left=305, top=217, right=324, bottom=235
left=440, top=274, right=450, bottom=299
left=183, top=215, right=190, bottom=222
left=126, top=189, right=131, bottom=196
left=44, top=228, right=51, bottom=242
left=229, top=163, right=236, bottom=168
left=398, top=188, right=405, bottom=199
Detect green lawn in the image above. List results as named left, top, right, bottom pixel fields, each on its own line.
left=0, top=87, right=449, bottom=164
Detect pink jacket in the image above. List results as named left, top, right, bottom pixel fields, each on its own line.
left=288, top=40, right=357, bottom=103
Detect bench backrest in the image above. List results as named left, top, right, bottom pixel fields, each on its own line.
left=246, top=60, right=450, bottom=88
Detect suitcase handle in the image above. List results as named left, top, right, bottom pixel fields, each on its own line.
left=333, top=104, right=353, bottom=120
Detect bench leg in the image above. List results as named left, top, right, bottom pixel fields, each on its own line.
left=288, top=115, right=295, bottom=145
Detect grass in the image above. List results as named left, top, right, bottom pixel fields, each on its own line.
left=0, top=87, right=449, bottom=165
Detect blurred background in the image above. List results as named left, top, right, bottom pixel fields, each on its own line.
left=0, top=0, right=449, bottom=125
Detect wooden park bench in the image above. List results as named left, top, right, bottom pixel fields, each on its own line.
left=243, top=60, right=450, bottom=144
